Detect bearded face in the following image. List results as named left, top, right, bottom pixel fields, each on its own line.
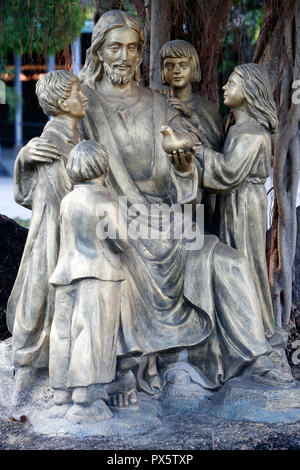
left=103, top=59, right=138, bottom=85
left=98, top=25, right=141, bottom=86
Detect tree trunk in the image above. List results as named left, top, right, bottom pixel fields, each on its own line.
left=149, top=0, right=172, bottom=89
left=129, top=0, right=152, bottom=85
left=92, top=0, right=122, bottom=23
left=197, top=0, right=231, bottom=103
left=142, top=0, right=151, bottom=86
left=47, top=56, right=56, bottom=72
left=71, top=36, right=82, bottom=76
left=14, top=54, right=23, bottom=150
left=168, top=0, right=231, bottom=103
left=255, top=0, right=300, bottom=329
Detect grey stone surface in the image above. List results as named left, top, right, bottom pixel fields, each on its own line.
left=294, top=206, right=300, bottom=303
left=27, top=395, right=162, bottom=439
left=1, top=338, right=300, bottom=445
left=209, top=377, right=300, bottom=424
left=1, top=408, right=300, bottom=450
left=160, top=379, right=300, bottom=425
left=0, top=339, right=14, bottom=410
left=0, top=339, right=162, bottom=438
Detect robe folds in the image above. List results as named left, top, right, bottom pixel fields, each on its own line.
left=49, top=185, right=127, bottom=389
left=80, top=84, right=271, bottom=389
left=180, top=93, right=224, bottom=152
left=161, top=92, right=225, bottom=231
left=6, top=120, right=78, bottom=367
left=200, top=119, right=275, bottom=339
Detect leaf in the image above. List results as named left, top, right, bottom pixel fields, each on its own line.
left=0, top=0, right=86, bottom=57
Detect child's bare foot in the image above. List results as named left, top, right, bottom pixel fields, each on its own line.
left=53, top=389, right=71, bottom=405
left=107, top=370, right=138, bottom=408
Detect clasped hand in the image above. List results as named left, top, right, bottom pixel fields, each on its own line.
left=167, top=98, right=193, bottom=118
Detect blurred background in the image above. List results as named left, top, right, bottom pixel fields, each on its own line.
left=0, top=0, right=276, bottom=223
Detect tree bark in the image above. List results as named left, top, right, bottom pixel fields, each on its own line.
left=92, top=0, right=122, bottom=23
left=197, top=0, right=231, bottom=103
left=130, top=0, right=152, bottom=85
left=164, top=0, right=231, bottom=103
left=149, top=0, right=172, bottom=89
left=142, top=0, right=151, bottom=86
left=256, top=0, right=300, bottom=329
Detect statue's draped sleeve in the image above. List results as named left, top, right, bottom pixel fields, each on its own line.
left=7, top=123, right=75, bottom=366
left=14, top=139, right=41, bottom=209
left=198, top=122, right=275, bottom=338
left=165, top=106, right=198, bottom=205
left=200, top=131, right=267, bottom=192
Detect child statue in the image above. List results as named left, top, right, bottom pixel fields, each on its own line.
left=7, top=70, right=88, bottom=392
left=199, top=63, right=277, bottom=339
left=49, top=139, right=128, bottom=418
left=159, top=39, right=224, bottom=152
left=159, top=39, right=224, bottom=230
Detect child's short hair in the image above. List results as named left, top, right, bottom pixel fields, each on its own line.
left=159, top=40, right=201, bottom=85
left=36, top=70, right=79, bottom=117
left=67, top=139, right=109, bottom=182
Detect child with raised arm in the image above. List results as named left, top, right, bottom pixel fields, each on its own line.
left=49, top=139, right=128, bottom=418
left=159, top=39, right=224, bottom=230
left=199, top=63, right=278, bottom=339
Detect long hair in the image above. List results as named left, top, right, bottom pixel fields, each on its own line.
left=159, top=40, right=201, bottom=85
left=233, top=63, right=278, bottom=132
left=79, top=10, right=144, bottom=89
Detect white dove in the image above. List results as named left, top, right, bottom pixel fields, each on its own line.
left=160, top=126, right=201, bottom=154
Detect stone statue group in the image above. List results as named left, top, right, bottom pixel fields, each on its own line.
left=6, top=10, right=296, bottom=421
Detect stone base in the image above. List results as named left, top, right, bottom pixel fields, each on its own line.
left=0, top=339, right=162, bottom=438
left=208, top=377, right=300, bottom=424
left=1, top=339, right=300, bottom=438
left=26, top=394, right=162, bottom=438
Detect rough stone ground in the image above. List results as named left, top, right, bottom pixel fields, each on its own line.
left=0, top=405, right=300, bottom=450
left=287, top=305, right=300, bottom=382
left=0, top=355, right=300, bottom=450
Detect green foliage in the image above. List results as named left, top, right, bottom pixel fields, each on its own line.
left=243, top=8, right=264, bottom=45
left=0, top=60, right=20, bottom=121
left=218, top=0, right=265, bottom=115
left=84, top=2, right=96, bottom=21
left=0, top=0, right=86, bottom=57
left=121, top=0, right=138, bottom=19
left=13, top=217, right=30, bottom=228
left=5, top=85, right=20, bottom=121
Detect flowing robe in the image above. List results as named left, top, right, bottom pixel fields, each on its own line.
left=49, top=184, right=127, bottom=389
left=164, top=92, right=224, bottom=232
left=200, top=119, right=275, bottom=339
left=6, top=120, right=78, bottom=367
left=80, top=84, right=271, bottom=388
left=180, top=94, right=224, bottom=152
